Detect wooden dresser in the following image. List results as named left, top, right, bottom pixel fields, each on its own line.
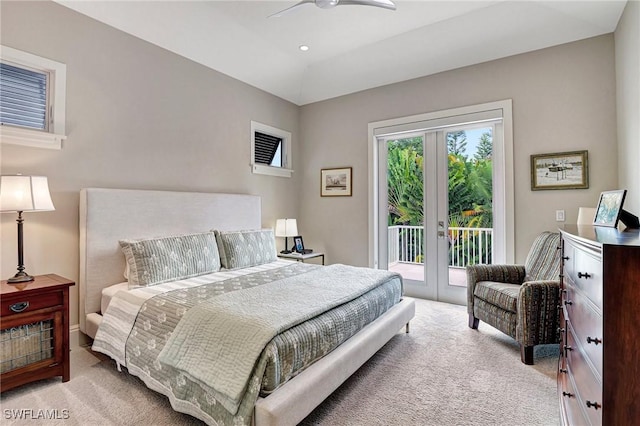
left=558, top=225, right=640, bottom=425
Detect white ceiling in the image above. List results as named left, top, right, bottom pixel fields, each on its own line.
left=56, top=1, right=627, bottom=105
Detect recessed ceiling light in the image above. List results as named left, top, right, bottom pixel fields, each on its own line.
left=299, top=45, right=310, bottom=52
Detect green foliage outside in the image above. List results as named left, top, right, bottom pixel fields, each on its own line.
left=387, top=131, right=493, bottom=265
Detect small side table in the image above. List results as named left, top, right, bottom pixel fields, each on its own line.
left=1, top=274, right=75, bottom=392
left=278, top=252, right=325, bottom=265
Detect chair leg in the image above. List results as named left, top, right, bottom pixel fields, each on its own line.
left=468, top=313, right=479, bottom=329
left=521, top=345, right=534, bottom=365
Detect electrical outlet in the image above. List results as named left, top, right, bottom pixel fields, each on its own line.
left=556, top=210, right=565, bottom=222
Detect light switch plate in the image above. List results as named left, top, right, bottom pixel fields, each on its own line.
left=556, top=210, right=565, bottom=222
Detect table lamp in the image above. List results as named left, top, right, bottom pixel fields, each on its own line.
left=0, top=175, right=55, bottom=283
left=275, top=218, right=298, bottom=254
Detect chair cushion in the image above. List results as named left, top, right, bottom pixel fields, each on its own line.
left=474, top=281, right=521, bottom=313
left=524, top=232, right=561, bottom=282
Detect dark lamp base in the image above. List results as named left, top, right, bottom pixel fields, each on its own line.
left=280, top=249, right=293, bottom=254
left=7, top=272, right=34, bottom=283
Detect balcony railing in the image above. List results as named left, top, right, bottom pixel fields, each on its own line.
left=388, top=225, right=493, bottom=268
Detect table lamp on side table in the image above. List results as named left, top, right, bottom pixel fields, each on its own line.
left=275, top=218, right=298, bottom=254
left=0, top=175, right=55, bottom=283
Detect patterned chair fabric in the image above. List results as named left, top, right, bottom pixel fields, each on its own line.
left=466, top=232, right=561, bottom=365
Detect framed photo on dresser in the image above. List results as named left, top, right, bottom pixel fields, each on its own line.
left=593, top=189, right=626, bottom=227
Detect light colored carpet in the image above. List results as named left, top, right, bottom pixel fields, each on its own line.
left=0, top=298, right=559, bottom=425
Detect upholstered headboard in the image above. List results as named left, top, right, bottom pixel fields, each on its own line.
left=79, top=188, right=261, bottom=335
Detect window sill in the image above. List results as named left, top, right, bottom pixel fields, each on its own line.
left=0, top=125, right=66, bottom=150
left=251, top=164, right=293, bottom=178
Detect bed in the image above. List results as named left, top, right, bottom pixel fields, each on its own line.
left=79, top=188, right=415, bottom=426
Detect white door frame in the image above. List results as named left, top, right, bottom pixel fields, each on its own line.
left=368, top=100, right=514, bottom=301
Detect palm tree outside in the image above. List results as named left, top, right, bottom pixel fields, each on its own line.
left=387, top=128, right=494, bottom=271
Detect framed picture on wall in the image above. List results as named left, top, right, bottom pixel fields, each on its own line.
left=321, top=167, right=352, bottom=197
left=530, top=150, right=589, bottom=190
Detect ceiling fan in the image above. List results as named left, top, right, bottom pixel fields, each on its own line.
left=269, top=0, right=396, bottom=18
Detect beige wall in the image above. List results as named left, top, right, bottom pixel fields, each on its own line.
left=299, top=35, right=618, bottom=266
left=1, top=1, right=632, bottom=332
left=0, top=1, right=300, bottom=327
left=616, top=0, right=640, bottom=214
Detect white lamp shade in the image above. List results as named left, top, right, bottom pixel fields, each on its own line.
left=275, top=218, right=298, bottom=237
left=0, top=175, right=55, bottom=212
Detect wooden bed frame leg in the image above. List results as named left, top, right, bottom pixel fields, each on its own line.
left=405, top=322, right=410, bottom=333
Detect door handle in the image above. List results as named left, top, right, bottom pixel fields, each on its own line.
left=438, top=221, right=445, bottom=229
left=438, top=231, right=446, bottom=239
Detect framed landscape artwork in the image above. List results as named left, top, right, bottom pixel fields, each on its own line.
left=321, top=167, right=352, bottom=197
left=530, top=150, right=589, bottom=190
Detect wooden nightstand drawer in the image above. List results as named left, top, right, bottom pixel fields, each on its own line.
left=1, top=290, right=63, bottom=316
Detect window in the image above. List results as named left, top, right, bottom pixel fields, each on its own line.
left=0, top=46, right=66, bottom=149
left=251, top=121, right=293, bottom=177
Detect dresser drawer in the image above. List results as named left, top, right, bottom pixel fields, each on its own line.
left=564, top=283, right=603, bottom=376
left=558, top=363, right=589, bottom=426
left=562, top=239, right=575, bottom=280
left=1, top=290, right=63, bottom=317
left=566, top=324, right=602, bottom=426
left=568, top=245, right=602, bottom=309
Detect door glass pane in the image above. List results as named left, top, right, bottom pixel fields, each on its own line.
left=446, top=127, right=494, bottom=287
left=386, top=137, right=425, bottom=283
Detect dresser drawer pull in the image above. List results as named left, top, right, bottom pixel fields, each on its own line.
left=577, top=272, right=592, bottom=279
left=586, top=336, right=602, bottom=345
left=9, top=301, right=30, bottom=313
left=564, top=345, right=573, bottom=356
left=564, top=300, right=573, bottom=306
left=558, top=327, right=565, bottom=334
left=586, top=401, right=601, bottom=410
left=562, top=391, right=574, bottom=398
left=562, top=256, right=570, bottom=260
left=559, top=368, right=568, bottom=374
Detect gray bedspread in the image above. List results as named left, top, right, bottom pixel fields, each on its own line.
left=159, top=264, right=399, bottom=415
left=94, top=261, right=403, bottom=425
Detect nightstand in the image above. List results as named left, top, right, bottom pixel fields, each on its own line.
left=1, top=274, right=75, bottom=392
left=278, top=252, right=325, bottom=265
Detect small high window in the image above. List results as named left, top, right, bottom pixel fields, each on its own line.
left=0, top=46, right=67, bottom=149
left=251, top=121, right=293, bottom=177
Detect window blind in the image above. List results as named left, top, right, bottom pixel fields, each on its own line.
left=0, top=62, right=48, bottom=131
left=254, top=131, right=282, bottom=166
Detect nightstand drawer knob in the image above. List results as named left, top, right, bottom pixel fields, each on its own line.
left=9, top=301, right=30, bottom=313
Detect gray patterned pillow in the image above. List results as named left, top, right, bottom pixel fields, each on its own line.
left=214, top=229, right=277, bottom=270
left=120, top=232, right=221, bottom=287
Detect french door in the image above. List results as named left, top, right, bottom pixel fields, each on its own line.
left=370, top=101, right=513, bottom=305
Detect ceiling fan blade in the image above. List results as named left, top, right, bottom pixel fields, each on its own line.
left=269, top=0, right=315, bottom=18
left=337, top=0, right=396, bottom=11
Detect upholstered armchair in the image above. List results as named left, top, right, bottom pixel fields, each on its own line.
left=466, top=232, right=561, bottom=365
